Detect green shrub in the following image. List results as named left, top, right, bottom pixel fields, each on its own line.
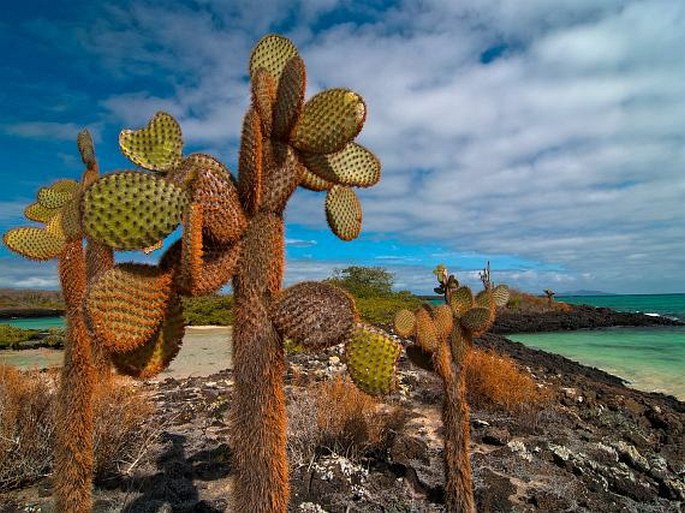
left=0, top=325, right=38, bottom=348
left=355, top=293, right=423, bottom=326
left=182, top=295, right=234, bottom=326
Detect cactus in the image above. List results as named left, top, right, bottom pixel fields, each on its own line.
left=393, top=265, right=509, bottom=513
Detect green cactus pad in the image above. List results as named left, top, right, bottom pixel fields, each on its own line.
left=77, top=129, right=97, bottom=169
left=345, top=324, right=401, bottom=396
left=86, top=263, right=173, bottom=353
left=45, top=211, right=66, bottom=239
left=249, top=34, right=299, bottom=84
left=119, top=112, right=183, bottom=172
left=271, top=282, right=357, bottom=350
left=460, top=307, right=492, bottom=335
left=493, top=284, right=510, bottom=307
left=393, top=309, right=416, bottom=338
left=24, top=202, right=59, bottom=223
left=251, top=67, right=276, bottom=137
left=325, top=185, right=362, bottom=241
left=238, top=108, right=264, bottom=214
left=37, top=182, right=77, bottom=209
left=414, top=308, right=439, bottom=353
left=272, top=56, right=306, bottom=139
left=111, top=293, right=185, bottom=379
left=180, top=153, right=247, bottom=244
left=300, top=166, right=336, bottom=191
left=300, top=143, right=380, bottom=188
left=450, top=286, right=474, bottom=316
left=474, top=289, right=494, bottom=310
left=82, top=171, right=188, bottom=250
left=291, top=89, right=366, bottom=154
left=61, top=197, right=82, bottom=240
left=3, top=227, right=65, bottom=260
left=49, top=179, right=80, bottom=193
left=432, top=304, right=454, bottom=341
left=406, top=344, right=435, bottom=373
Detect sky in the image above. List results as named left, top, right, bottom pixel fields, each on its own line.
left=1, top=0, right=684, bottom=295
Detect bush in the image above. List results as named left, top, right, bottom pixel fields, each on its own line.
left=505, top=289, right=571, bottom=313
left=355, top=293, right=423, bottom=326
left=0, top=366, right=155, bottom=490
left=464, top=349, right=550, bottom=413
left=287, top=375, right=407, bottom=466
left=183, top=294, right=234, bottom=325
left=0, top=324, right=38, bottom=348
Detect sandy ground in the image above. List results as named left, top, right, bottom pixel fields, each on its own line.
left=0, top=326, right=233, bottom=379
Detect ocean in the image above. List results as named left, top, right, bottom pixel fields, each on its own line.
left=508, top=294, right=685, bottom=400
left=0, top=316, right=65, bottom=329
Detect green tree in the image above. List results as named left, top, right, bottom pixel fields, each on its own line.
left=326, top=266, right=395, bottom=298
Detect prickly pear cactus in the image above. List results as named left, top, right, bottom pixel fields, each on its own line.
left=393, top=265, right=509, bottom=513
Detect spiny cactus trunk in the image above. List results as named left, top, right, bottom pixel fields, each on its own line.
left=54, top=240, right=95, bottom=513
left=86, top=239, right=113, bottom=380
left=434, top=343, right=475, bottom=513
left=231, top=213, right=288, bottom=513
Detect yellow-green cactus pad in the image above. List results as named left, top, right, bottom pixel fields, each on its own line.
left=45, top=211, right=66, bottom=239
left=474, top=289, right=494, bottom=310
left=291, top=89, right=366, bottom=154
left=180, top=153, right=247, bottom=244
left=238, top=108, right=264, bottom=214
left=450, top=286, right=474, bottom=316
left=49, top=179, right=80, bottom=193
left=406, top=345, right=435, bottom=373
left=24, top=202, right=58, bottom=224
left=119, top=112, right=183, bottom=172
left=325, top=185, right=362, bottom=241
left=272, top=56, right=306, bottom=139
left=111, top=294, right=185, bottom=379
left=86, top=263, right=173, bottom=353
left=493, top=284, right=510, bottom=307
left=60, top=197, right=82, bottom=240
left=37, top=183, right=77, bottom=209
left=82, top=171, right=188, bottom=250
left=345, top=324, right=401, bottom=396
left=432, top=304, right=454, bottom=341
left=414, top=308, right=439, bottom=353
left=271, top=281, right=357, bottom=350
left=300, top=143, right=380, bottom=188
left=251, top=67, right=276, bottom=136
left=249, top=34, right=299, bottom=84
left=3, top=227, right=65, bottom=260
left=460, top=307, right=493, bottom=336
left=300, top=166, right=336, bottom=191
left=393, top=309, right=416, bottom=338
left=77, top=129, right=97, bottom=169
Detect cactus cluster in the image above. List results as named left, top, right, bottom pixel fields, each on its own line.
left=393, top=265, right=509, bottom=513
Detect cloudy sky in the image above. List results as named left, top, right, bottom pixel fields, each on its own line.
left=1, top=0, right=683, bottom=295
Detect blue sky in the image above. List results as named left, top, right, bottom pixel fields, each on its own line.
left=1, top=0, right=684, bottom=295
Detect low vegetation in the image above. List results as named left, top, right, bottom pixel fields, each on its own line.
left=0, top=289, right=64, bottom=310
left=182, top=295, right=234, bottom=326
left=504, top=288, right=571, bottom=313
left=0, top=324, right=39, bottom=348
left=0, top=365, right=155, bottom=491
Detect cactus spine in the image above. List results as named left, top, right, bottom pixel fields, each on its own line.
left=394, top=265, right=509, bottom=513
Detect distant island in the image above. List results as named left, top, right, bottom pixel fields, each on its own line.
left=557, top=289, right=618, bottom=296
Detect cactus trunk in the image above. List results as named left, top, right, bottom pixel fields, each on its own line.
left=434, top=342, right=475, bottom=513
left=86, top=239, right=113, bottom=380
left=231, top=213, right=288, bottom=513
left=54, top=240, right=95, bottom=513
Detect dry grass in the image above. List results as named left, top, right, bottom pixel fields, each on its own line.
left=0, top=365, right=155, bottom=491
left=505, top=289, right=572, bottom=313
left=465, top=349, right=551, bottom=413
left=287, top=375, right=407, bottom=466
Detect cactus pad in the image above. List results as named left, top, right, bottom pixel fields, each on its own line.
left=300, top=143, right=380, bottom=188
left=460, top=307, right=492, bottom=336
left=60, top=197, right=82, bottom=240
left=300, top=166, right=336, bottom=191
left=393, top=309, right=416, bottom=338
left=182, top=241, right=242, bottom=296
left=474, top=289, right=494, bottom=310
left=414, top=308, right=439, bottom=353
left=493, top=284, right=510, bottom=307
left=82, top=171, right=188, bottom=250
left=180, top=154, right=247, bottom=244
left=251, top=67, right=276, bottom=137
left=432, top=304, right=454, bottom=341
left=449, top=325, right=469, bottom=364
left=77, top=129, right=97, bottom=169
left=181, top=203, right=204, bottom=290
left=111, top=294, right=184, bottom=379
left=86, top=263, right=174, bottom=353
left=272, top=56, right=306, bottom=139
left=238, top=108, right=264, bottom=214
left=291, top=89, right=366, bottom=155
left=271, top=282, right=357, bottom=350
left=119, top=112, right=183, bottom=172
left=24, top=202, right=59, bottom=223
left=249, top=34, right=299, bottom=83
left=325, top=185, right=362, bottom=241
left=345, top=324, right=401, bottom=396
left=261, top=141, right=303, bottom=213
left=37, top=184, right=76, bottom=209
left=4, top=227, right=65, bottom=260
left=450, top=286, right=474, bottom=316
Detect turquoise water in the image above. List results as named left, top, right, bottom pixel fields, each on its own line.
left=508, top=294, right=685, bottom=400
left=0, top=316, right=64, bottom=329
